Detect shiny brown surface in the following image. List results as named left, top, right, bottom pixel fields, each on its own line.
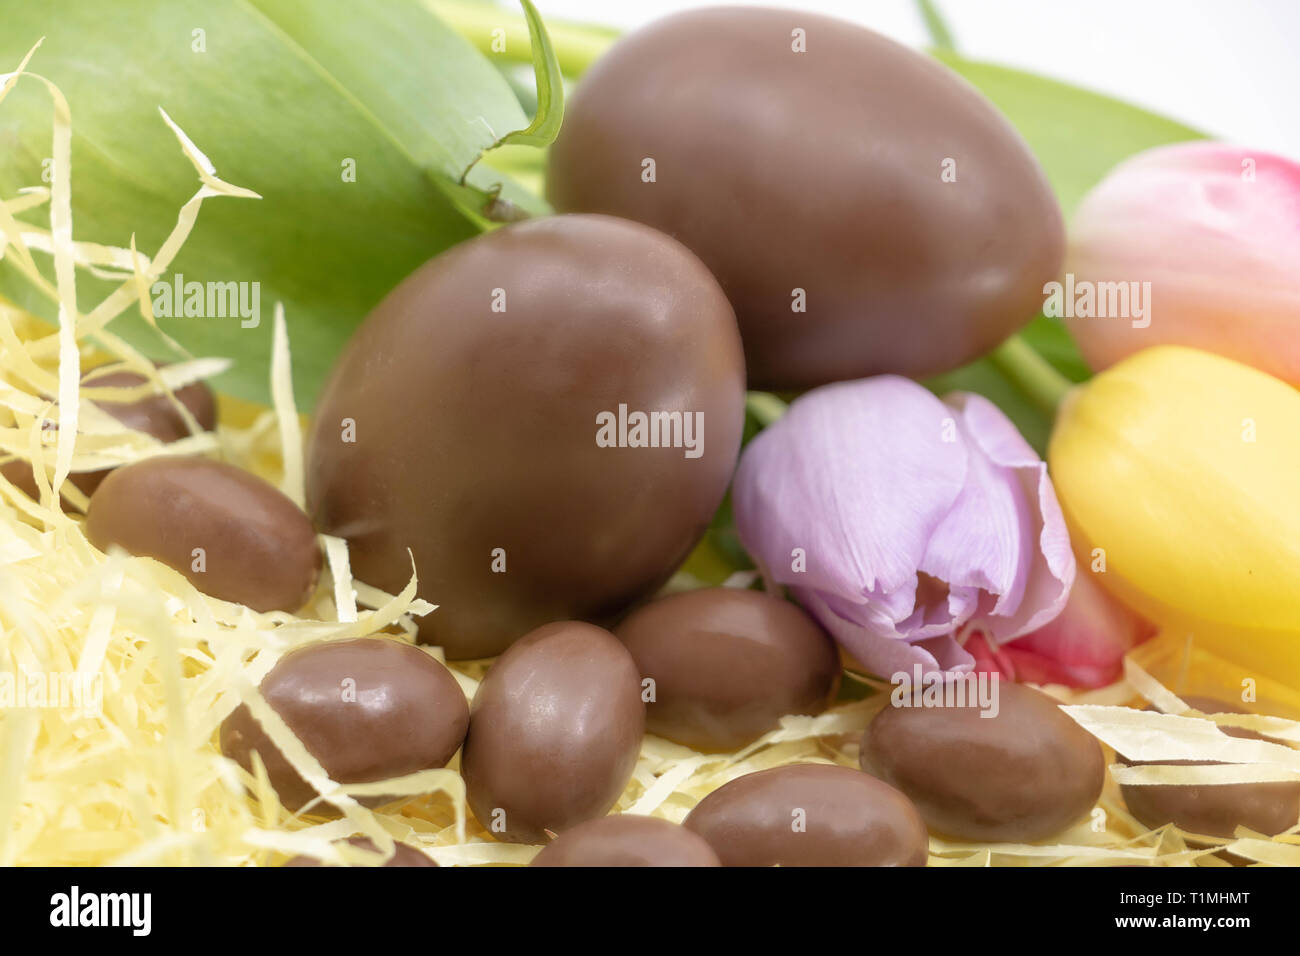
left=306, top=214, right=746, bottom=659
left=1119, top=696, right=1300, bottom=839
left=220, top=638, right=469, bottom=813
left=615, top=588, right=841, bottom=751
left=683, top=763, right=928, bottom=866
left=1, top=365, right=217, bottom=500
left=862, top=682, right=1105, bottom=842
left=283, top=835, right=438, bottom=867
left=547, top=8, right=1064, bottom=389
left=530, top=814, right=720, bottom=867
left=461, top=621, right=645, bottom=844
left=85, top=455, right=321, bottom=612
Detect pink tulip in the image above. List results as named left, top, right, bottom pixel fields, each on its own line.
left=732, top=376, right=1075, bottom=678
left=1065, top=142, right=1300, bottom=384
left=965, top=570, right=1156, bottom=688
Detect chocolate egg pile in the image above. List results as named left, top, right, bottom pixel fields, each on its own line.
left=27, top=5, right=1288, bottom=869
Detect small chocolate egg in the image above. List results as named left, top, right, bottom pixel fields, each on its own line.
left=683, top=764, right=929, bottom=866
left=220, top=638, right=469, bottom=812
left=530, top=814, right=720, bottom=867
left=306, top=214, right=746, bottom=659
left=548, top=8, right=1063, bottom=389
left=2, top=363, right=217, bottom=500
left=283, top=836, right=438, bottom=867
left=85, top=455, right=320, bottom=612
left=461, top=621, right=645, bottom=843
left=81, top=365, right=218, bottom=447
left=1119, top=696, right=1300, bottom=839
left=615, top=588, right=840, bottom=751
left=862, top=681, right=1105, bottom=842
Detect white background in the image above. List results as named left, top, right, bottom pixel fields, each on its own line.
left=540, top=0, right=1300, bottom=159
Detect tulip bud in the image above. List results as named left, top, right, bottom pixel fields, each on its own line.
left=733, top=376, right=1075, bottom=678
left=1048, top=344, right=1300, bottom=684
left=1064, top=142, right=1300, bottom=385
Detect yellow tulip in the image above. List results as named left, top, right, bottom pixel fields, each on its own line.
left=1048, top=345, right=1300, bottom=688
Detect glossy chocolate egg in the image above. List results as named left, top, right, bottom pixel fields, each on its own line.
left=1119, top=696, right=1300, bottom=839
left=461, top=621, right=645, bottom=843
left=683, top=764, right=928, bottom=866
left=547, top=8, right=1064, bottom=389
left=306, top=214, right=745, bottom=659
left=615, top=588, right=840, bottom=751
left=530, top=814, right=720, bottom=867
left=283, top=836, right=438, bottom=867
left=1, top=364, right=217, bottom=500
left=862, top=682, right=1105, bottom=841
left=220, top=638, right=469, bottom=812
left=85, top=455, right=321, bottom=612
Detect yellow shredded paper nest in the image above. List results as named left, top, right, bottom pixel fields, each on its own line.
left=2, top=45, right=1299, bottom=868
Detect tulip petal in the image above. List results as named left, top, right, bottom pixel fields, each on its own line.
left=948, top=392, right=1075, bottom=641
left=734, top=376, right=1075, bottom=679
left=800, top=587, right=977, bottom=676
left=918, top=395, right=1034, bottom=608
left=1066, top=142, right=1300, bottom=386
left=733, top=376, right=967, bottom=610
left=997, top=570, right=1156, bottom=687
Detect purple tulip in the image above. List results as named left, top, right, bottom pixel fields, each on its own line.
left=733, top=377, right=1075, bottom=677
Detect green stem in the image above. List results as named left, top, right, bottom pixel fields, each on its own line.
left=431, top=0, right=615, bottom=76
left=987, top=334, right=1073, bottom=416
left=915, top=0, right=957, bottom=51
left=746, top=391, right=789, bottom=427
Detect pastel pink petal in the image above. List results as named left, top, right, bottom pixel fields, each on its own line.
left=1001, top=571, right=1156, bottom=688
left=1066, top=142, right=1300, bottom=386
left=733, top=376, right=1076, bottom=680
left=799, top=587, right=977, bottom=677
left=918, top=396, right=1034, bottom=608
left=946, top=392, right=1076, bottom=641
left=733, top=376, right=967, bottom=608
left=813, top=581, right=977, bottom=645
left=964, top=631, right=1018, bottom=682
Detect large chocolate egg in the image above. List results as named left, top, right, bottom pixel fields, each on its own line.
left=547, top=8, right=1064, bottom=389
left=307, top=215, right=745, bottom=659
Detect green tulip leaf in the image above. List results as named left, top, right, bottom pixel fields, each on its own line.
left=496, top=0, right=564, bottom=150
left=935, top=52, right=1205, bottom=218
left=0, top=0, right=561, bottom=409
